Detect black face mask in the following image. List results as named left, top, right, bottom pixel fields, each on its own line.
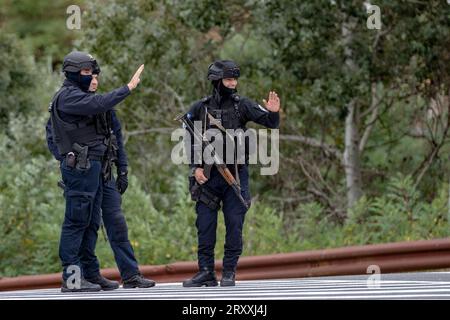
left=65, top=72, right=93, bottom=92
left=79, top=74, right=93, bottom=91
left=220, top=82, right=237, bottom=96
left=213, top=80, right=237, bottom=99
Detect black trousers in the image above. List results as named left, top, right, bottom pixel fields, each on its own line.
left=195, top=165, right=251, bottom=272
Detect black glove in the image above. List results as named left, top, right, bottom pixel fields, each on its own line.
left=116, top=168, right=128, bottom=195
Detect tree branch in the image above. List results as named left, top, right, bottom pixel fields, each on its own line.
left=279, top=134, right=343, bottom=162
left=413, top=93, right=450, bottom=189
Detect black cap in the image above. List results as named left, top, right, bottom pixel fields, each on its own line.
left=62, top=51, right=100, bottom=74
left=207, top=60, right=240, bottom=81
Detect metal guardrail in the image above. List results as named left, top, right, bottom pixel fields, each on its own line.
left=2, top=238, right=450, bottom=291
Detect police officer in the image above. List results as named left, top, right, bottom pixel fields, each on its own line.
left=48, top=51, right=145, bottom=292
left=46, top=60, right=155, bottom=290
left=182, top=60, right=281, bottom=287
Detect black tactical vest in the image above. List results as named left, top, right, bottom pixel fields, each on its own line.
left=199, top=94, right=251, bottom=164
left=49, top=87, right=110, bottom=155
left=199, top=94, right=245, bottom=130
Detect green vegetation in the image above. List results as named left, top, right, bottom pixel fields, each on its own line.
left=1, top=0, right=450, bottom=277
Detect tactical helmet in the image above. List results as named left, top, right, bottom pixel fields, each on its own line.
left=207, top=60, right=240, bottom=81
left=62, top=51, right=100, bottom=74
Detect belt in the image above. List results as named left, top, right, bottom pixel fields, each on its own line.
left=63, top=154, right=103, bottom=161
left=88, top=155, right=103, bottom=161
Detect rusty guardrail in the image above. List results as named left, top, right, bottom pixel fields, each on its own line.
left=2, top=238, right=450, bottom=291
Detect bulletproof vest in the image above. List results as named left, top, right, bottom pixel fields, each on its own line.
left=199, top=94, right=244, bottom=130
left=48, top=86, right=110, bottom=155
left=199, top=94, right=250, bottom=164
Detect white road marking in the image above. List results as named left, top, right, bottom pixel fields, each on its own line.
left=2, top=276, right=450, bottom=300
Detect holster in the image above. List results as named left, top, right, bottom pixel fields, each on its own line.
left=188, top=176, right=221, bottom=210
left=72, top=143, right=90, bottom=170
left=189, top=176, right=201, bottom=201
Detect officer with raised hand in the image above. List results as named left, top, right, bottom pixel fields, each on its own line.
left=46, top=60, right=155, bottom=290
left=48, top=51, right=144, bottom=292
left=182, top=60, right=281, bottom=287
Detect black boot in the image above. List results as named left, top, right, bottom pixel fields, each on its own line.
left=61, top=278, right=102, bottom=293
left=220, top=271, right=236, bottom=287
left=123, top=274, right=156, bottom=288
left=183, top=267, right=218, bottom=287
left=85, top=274, right=119, bottom=291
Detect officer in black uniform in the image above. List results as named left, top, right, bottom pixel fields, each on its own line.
left=48, top=51, right=145, bottom=292
left=46, top=58, right=155, bottom=290
left=182, top=60, right=281, bottom=287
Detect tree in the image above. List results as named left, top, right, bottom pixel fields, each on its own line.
left=0, top=32, right=40, bottom=126
left=258, top=0, right=450, bottom=211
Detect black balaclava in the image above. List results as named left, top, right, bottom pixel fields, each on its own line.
left=212, top=80, right=237, bottom=104
left=65, top=71, right=93, bottom=92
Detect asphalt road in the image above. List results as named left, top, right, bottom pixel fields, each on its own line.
left=2, top=272, right=450, bottom=300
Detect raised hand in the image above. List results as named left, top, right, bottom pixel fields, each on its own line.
left=127, top=64, right=144, bottom=91
left=262, top=91, right=281, bottom=112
